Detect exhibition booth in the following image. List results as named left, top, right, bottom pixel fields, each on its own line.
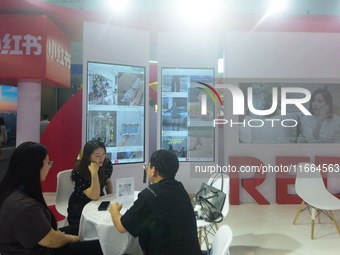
left=1, top=0, right=340, bottom=209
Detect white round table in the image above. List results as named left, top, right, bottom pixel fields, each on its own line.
left=79, top=192, right=143, bottom=255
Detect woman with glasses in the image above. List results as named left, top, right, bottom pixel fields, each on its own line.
left=67, top=140, right=113, bottom=226
left=0, top=141, right=103, bottom=255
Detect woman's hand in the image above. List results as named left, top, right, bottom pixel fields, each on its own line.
left=39, top=229, right=80, bottom=248
left=317, top=105, right=331, bottom=122
left=83, top=162, right=101, bottom=200
left=88, top=162, right=100, bottom=175
left=65, top=234, right=80, bottom=243
left=312, top=105, right=331, bottom=141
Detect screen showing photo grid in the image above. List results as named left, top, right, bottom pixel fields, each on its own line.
left=161, top=68, right=215, bottom=162
left=87, top=62, right=145, bottom=164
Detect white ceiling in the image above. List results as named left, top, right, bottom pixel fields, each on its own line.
left=42, top=0, right=340, bottom=16
left=42, top=0, right=340, bottom=62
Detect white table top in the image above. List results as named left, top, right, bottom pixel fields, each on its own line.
left=79, top=192, right=143, bottom=255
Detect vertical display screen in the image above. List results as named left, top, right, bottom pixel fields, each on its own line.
left=161, top=68, right=215, bottom=162
left=87, top=62, right=145, bottom=164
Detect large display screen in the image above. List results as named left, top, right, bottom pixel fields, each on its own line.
left=161, top=68, right=215, bottom=162
left=87, top=62, right=145, bottom=164
left=238, top=83, right=340, bottom=144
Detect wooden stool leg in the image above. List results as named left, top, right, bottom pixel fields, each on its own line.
left=329, top=210, right=340, bottom=236
left=311, top=207, right=316, bottom=239
left=293, top=201, right=305, bottom=224
left=213, top=223, right=219, bottom=232
left=198, top=227, right=202, bottom=246
left=311, top=219, right=315, bottom=239
left=203, top=227, right=209, bottom=251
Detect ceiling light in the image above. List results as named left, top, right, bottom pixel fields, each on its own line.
left=105, top=0, right=129, bottom=13
left=178, top=0, right=220, bottom=25
left=266, top=0, right=289, bottom=16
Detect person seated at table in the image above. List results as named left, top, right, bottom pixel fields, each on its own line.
left=67, top=140, right=113, bottom=226
left=109, top=149, right=202, bottom=255
left=0, top=141, right=103, bottom=255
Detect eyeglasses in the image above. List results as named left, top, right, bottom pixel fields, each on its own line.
left=48, top=161, right=54, bottom=168
left=143, top=162, right=149, bottom=171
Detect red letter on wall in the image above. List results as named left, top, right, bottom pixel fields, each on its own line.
left=276, top=156, right=310, bottom=204
left=229, top=156, right=269, bottom=205
left=315, top=156, right=340, bottom=199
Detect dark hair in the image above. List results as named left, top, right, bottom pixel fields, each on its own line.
left=42, top=114, right=49, bottom=120
left=73, top=140, right=107, bottom=185
left=309, top=88, right=333, bottom=117
left=0, top=117, right=5, bottom=126
left=149, top=149, right=179, bottom=179
left=0, top=141, right=57, bottom=229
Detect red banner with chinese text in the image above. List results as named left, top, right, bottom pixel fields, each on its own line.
left=0, top=15, right=71, bottom=88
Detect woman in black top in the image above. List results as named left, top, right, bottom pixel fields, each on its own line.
left=0, top=141, right=103, bottom=255
left=67, top=140, right=113, bottom=226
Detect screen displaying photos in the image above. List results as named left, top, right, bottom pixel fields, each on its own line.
left=161, top=68, right=215, bottom=162
left=87, top=62, right=145, bottom=164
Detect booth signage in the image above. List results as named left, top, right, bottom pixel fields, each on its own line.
left=0, top=33, right=42, bottom=56
left=0, top=15, right=71, bottom=88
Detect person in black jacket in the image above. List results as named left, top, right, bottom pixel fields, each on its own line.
left=109, top=149, right=202, bottom=255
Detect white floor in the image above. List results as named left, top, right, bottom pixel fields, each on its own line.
left=221, top=203, right=340, bottom=255
left=44, top=192, right=340, bottom=255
